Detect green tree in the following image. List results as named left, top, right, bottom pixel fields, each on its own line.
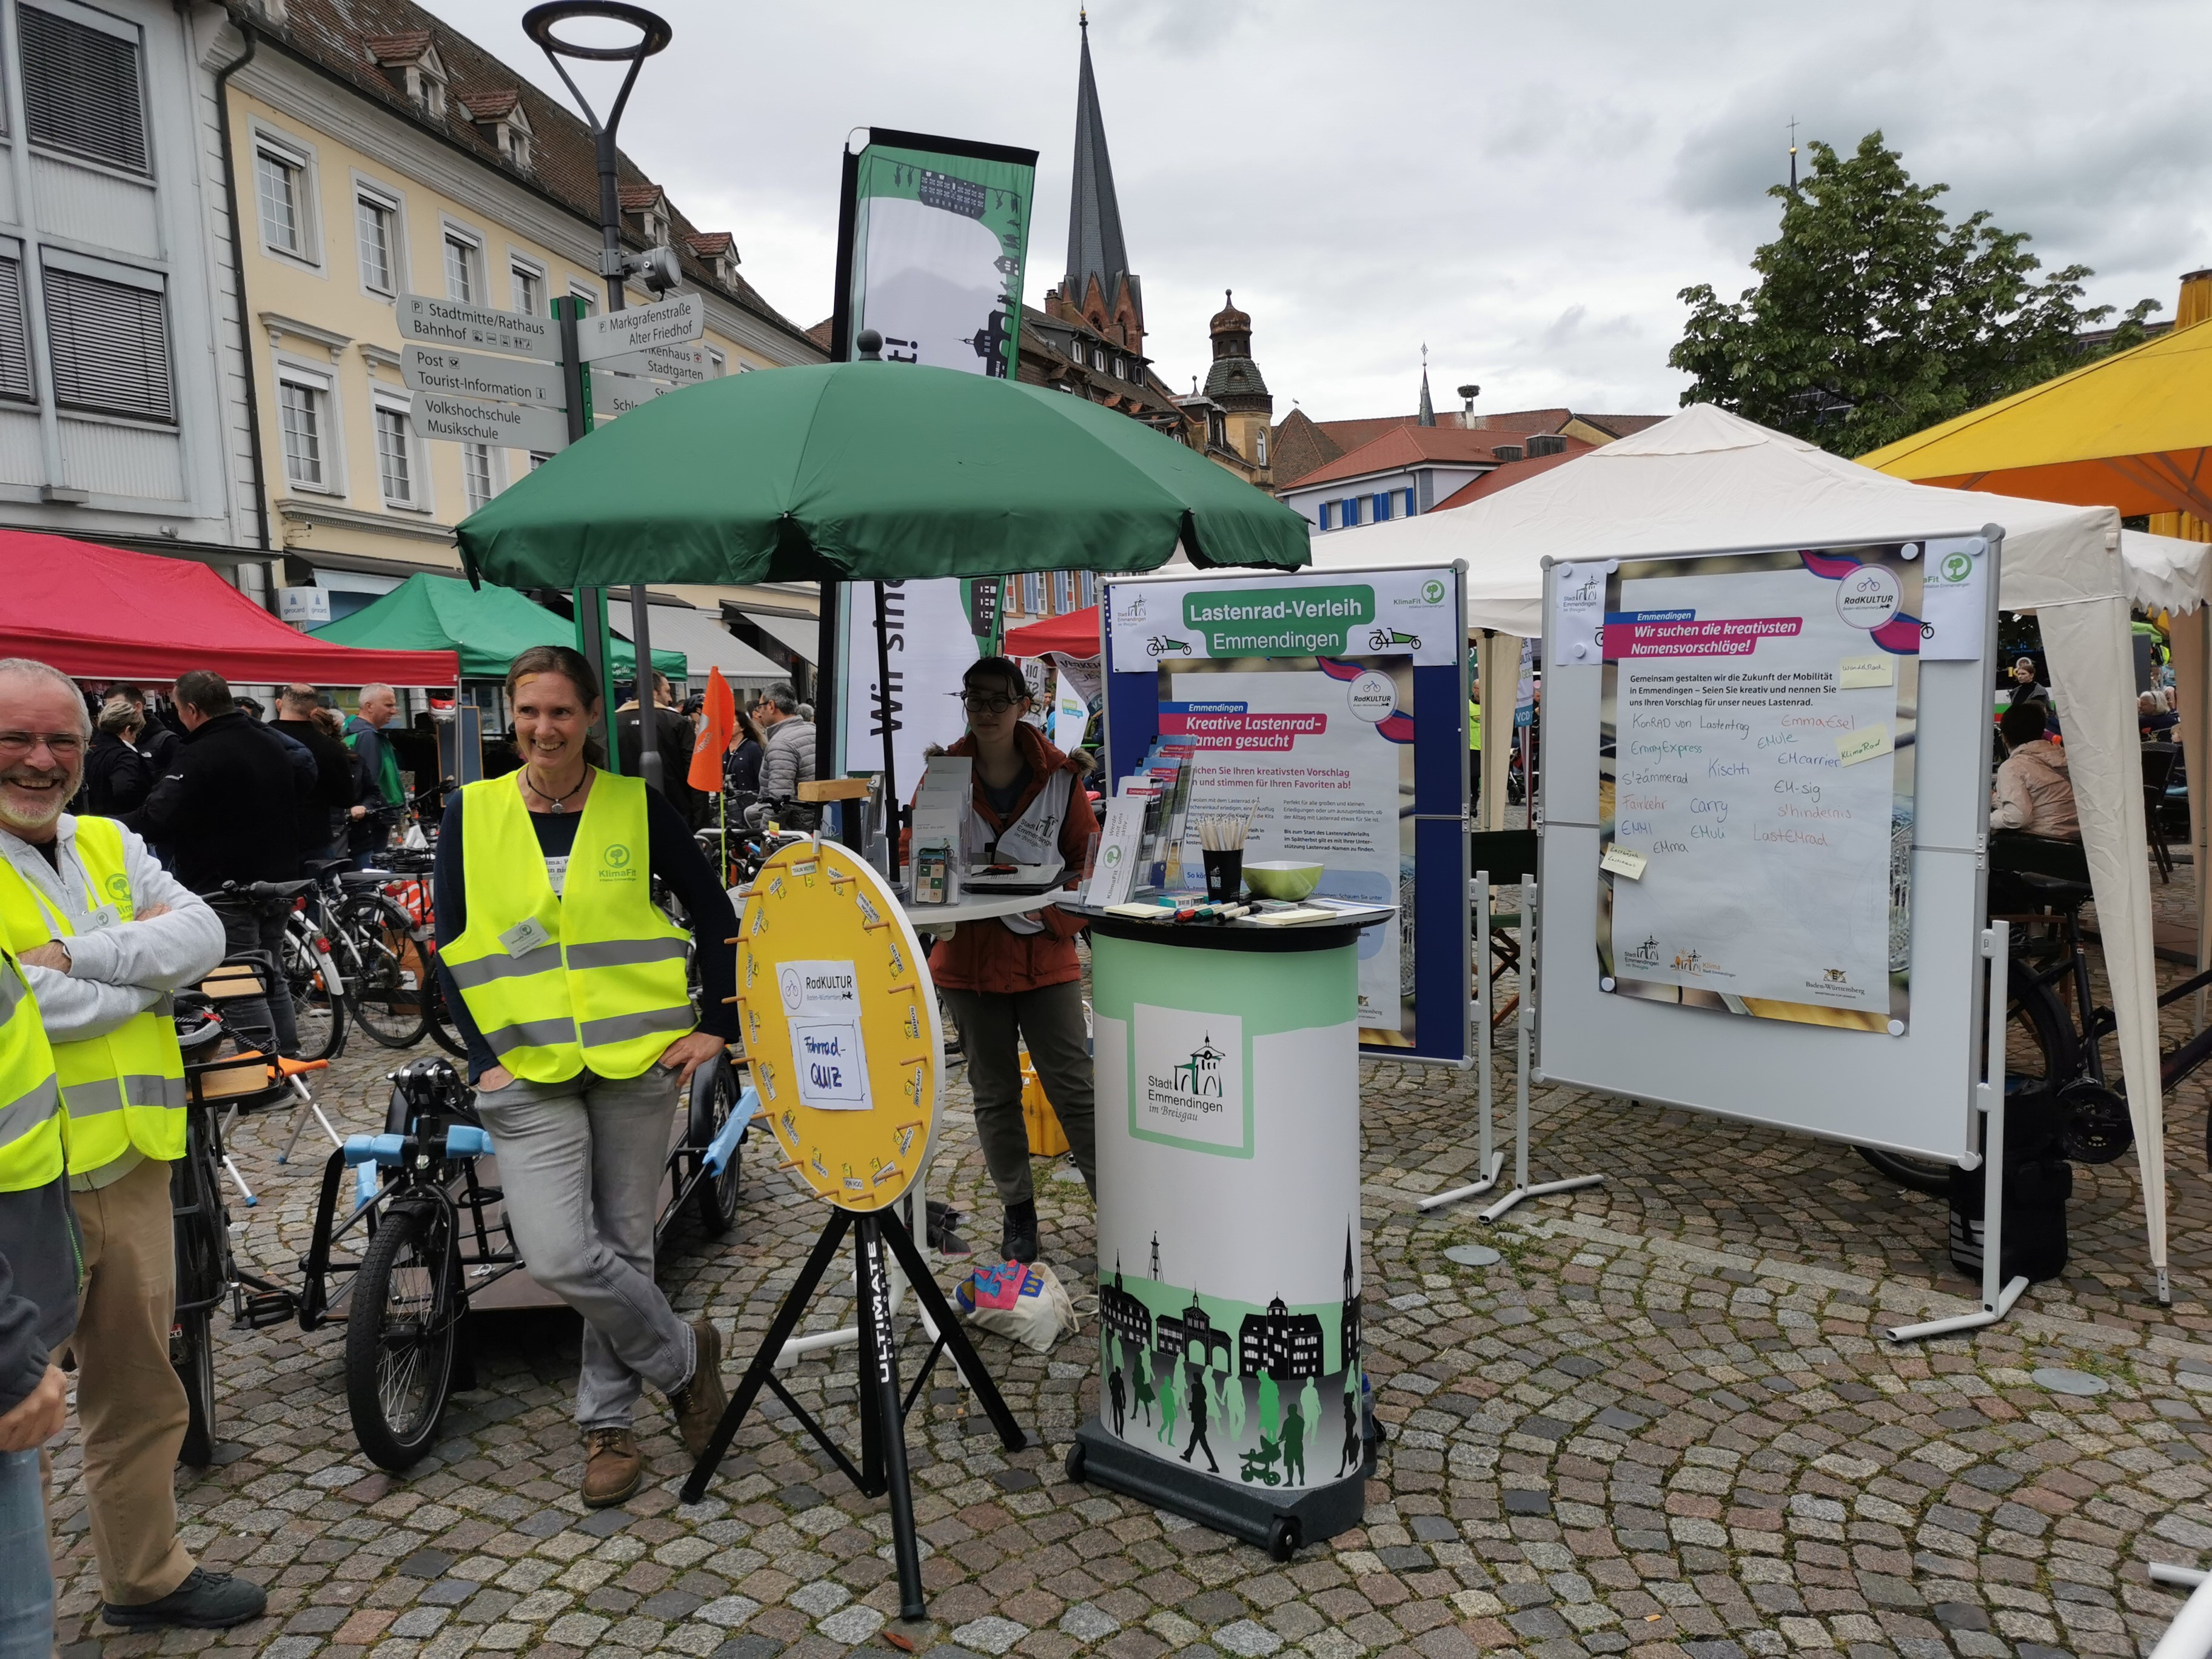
left=1669, top=132, right=2160, bottom=455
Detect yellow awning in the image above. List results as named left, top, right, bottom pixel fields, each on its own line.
left=1860, top=315, right=2212, bottom=518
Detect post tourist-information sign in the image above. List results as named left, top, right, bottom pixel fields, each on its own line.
left=401, top=346, right=565, bottom=407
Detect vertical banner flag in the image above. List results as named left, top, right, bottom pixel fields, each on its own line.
left=831, top=129, right=1037, bottom=784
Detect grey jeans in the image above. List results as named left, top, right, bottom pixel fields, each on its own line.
left=942, top=980, right=1097, bottom=1207
left=473, top=1066, right=695, bottom=1429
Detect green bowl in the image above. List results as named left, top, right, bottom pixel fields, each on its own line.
left=1244, top=860, right=1324, bottom=900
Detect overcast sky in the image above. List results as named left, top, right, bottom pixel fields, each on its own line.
left=427, top=1, right=2212, bottom=426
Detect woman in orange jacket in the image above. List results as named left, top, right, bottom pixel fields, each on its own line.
left=916, top=657, right=1099, bottom=1263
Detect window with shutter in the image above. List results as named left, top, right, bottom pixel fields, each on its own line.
left=510, top=264, right=542, bottom=316
left=1318, top=501, right=1333, bottom=531
left=21, top=5, right=147, bottom=173
left=443, top=233, right=478, bottom=303
left=0, top=258, right=32, bottom=402
left=45, top=264, right=172, bottom=421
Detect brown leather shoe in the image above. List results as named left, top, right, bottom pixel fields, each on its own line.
left=669, top=1317, right=726, bottom=1458
left=581, top=1427, right=642, bottom=1508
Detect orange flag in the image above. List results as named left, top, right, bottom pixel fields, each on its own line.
left=689, top=666, right=736, bottom=793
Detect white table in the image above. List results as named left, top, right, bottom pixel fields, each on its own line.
left=898, top=887, right=1078, bottom=936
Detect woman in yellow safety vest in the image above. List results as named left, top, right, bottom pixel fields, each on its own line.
left=434, top=645, right=739, bottom=1510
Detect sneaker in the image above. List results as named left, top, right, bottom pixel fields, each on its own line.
left=1000, top=1199, right=1039, bottom=1264
left=669, top=1316, right=727, bottom=1458
left=103, top=1567, right=267, bottom=1631
left=582, top=1426, right=643, bottom=1508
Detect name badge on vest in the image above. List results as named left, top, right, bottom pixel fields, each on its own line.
left=498, top=917, right=551, bottom=958
left=80, top=903, right=121, bottom=931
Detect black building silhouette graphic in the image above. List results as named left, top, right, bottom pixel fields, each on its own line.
left=1100, top=1259, right=1154, bottom=1350
left=1340, top=1225, right=1360, bottom=1372
left=1238, top=1296, right=1326, bottom=1380
left=1156, top=1290, right=1232, bottom=1370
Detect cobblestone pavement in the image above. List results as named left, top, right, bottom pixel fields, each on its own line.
left=42, top=879, right=2212, bottom=1659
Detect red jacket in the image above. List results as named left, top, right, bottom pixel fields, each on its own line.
left=903, top=723, right=1098, bottom=994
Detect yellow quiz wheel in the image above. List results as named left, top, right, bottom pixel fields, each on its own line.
left=735, top=840, right=941, bottom=1212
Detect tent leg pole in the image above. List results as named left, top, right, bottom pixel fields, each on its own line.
left=1890, top=922, right=2029, bottom=1342
left=631, top=585, right=661, bottom=789
left=874, top=580, right=897, bottom=839
left=1482, top=882, right=1604, bottom=1224
left=1421, top=868, right=1500, bottom=1211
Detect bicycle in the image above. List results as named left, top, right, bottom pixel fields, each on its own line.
left=298, top=1052, right=751, bottom=1470
left=1855, top=833, right=2138, bottom=1196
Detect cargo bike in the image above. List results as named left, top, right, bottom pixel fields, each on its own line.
left=169, top=946, right=754, bottom=1472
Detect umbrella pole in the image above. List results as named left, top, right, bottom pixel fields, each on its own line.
left=874, top=580, right=897, bottom=844
left=631, top=584, right=662, bottom=789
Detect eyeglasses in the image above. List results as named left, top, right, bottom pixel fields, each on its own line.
left=958, top=692, right=1021, bottom=714
left=0, top=732, right=83, bottom=759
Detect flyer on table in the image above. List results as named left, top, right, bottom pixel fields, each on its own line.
left=1596, top=543, right=1922, bottom=1033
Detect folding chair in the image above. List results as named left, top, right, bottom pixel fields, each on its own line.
left=1469, top=829, right=1538, bottom=1033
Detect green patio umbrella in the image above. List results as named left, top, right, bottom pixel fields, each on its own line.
left=457, top=354, right=1311, bottom=819
left=312, top=572, right=685, bottom=683
left=455, top=358, right=1312, bottom=589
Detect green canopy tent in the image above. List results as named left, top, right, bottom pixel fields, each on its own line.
left=455, top=353, right=1311, bottom=816
left=312, top=571, right=685, bottom=683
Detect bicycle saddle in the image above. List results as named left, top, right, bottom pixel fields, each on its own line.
left=337, top=870, right=395, bottom=888
left=302, top=857, right=351, bottom=878
left=241, top=879, right=315, bottom=901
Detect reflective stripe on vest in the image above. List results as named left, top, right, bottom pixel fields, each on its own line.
left=441, top=774, right=696, bottom=1084
left=963, top=769, right=1074, bottom=936
left=0, top=818, right=186, bottom=1171
left=0, top=950, right=63, bottom=1192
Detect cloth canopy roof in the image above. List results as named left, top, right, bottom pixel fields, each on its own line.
left=609, top=602, right=781, bottom=688
left=1004, top=606, right=1101, bottom=659
left=1858, top=318, right=2212, bottom=520
left=311, top=572, right=683, bottom=682
left=0, top=529, right=455, bottom=685
left=1312, top=404, right=2171, bottom=1284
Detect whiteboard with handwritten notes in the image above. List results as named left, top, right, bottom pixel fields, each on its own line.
left=1534, top=536, right=2002, bottom=1164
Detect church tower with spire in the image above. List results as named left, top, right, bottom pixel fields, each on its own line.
left=1057, top=10, right=1144, bottom=352
left=1204, top=290, right=1273, bottom=481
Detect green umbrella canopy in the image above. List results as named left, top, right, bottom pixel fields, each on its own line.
left=456, top=360, right=1313, bottom=589
left=311, top=572, right=685, bottom=683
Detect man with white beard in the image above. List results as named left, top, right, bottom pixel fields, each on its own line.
left=0, top=660, right=255, bottom=1631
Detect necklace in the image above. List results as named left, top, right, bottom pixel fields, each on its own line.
left=524, top=763, right=589, bottom=813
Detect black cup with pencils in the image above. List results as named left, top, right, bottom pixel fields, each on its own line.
left=1199, top=816, right=1247, bottom=901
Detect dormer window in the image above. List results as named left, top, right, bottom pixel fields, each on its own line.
left=685, top=233, right=739, bottom=288
left=460, top=90, right=532, bottom=170
left=366, top=34, right=447, bottom=121
left=621, top=184, right=671, bottom=247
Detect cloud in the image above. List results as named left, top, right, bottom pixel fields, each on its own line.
left=420, top=0, right=2212, bottom=421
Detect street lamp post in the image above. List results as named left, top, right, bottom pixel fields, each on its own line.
left=524, top=1, right=675, bottom=789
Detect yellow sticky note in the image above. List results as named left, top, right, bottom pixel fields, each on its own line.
left=1838, top=653, right=1893, bottom=690
left=1836, top=723, right=1892, bottom=766
left=1600, top=844, right=1648, bottom=880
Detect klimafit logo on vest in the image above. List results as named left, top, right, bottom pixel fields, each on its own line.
left=105, top=871, right=130, bottom=902
left=599, top=843, right=636, bottom=882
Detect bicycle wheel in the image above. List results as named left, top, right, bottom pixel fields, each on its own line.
left=169, top=1119, right=227, bottom=1466
left=345, top=1201, right=459, bottom=1470
left=690, top=1062, right=742, bottom=1238
left=345, top=897, right=429, bottom=1048
left=1857, top=959, right=2078, bottom=1196
left=421, top=962, right=469, bottom=1061
left=283, top=920, right=347, bottom=1063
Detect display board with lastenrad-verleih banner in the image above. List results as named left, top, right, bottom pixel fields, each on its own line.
left=1101, top=564, right=1471, bottom=1064
left=682, top=838, right=1025, bottom=1620
left=1534, top=533, right=2027, bottom=1339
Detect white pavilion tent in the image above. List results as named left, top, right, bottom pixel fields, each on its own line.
left=1312, top=404, right=2178, bottom=1292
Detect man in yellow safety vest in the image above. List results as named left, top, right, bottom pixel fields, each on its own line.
left=0, top=659, right=260, bottom=1631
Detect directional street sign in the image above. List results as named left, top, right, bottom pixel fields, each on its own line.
left=401, top=345, right=565, bottom=407
left=591, top=369, right=675, bottom=418
left=596, top=340, right=711, bottom=384
left=398, top=295, right=560, bottom=363
left=411, top=390, right=569, bottom=452
left=577, top=292, right=705, bottom=364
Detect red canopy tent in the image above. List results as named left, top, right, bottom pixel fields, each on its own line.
left=1002, top=605, right=1099, bottom=659
left=0, top=530, right=456, bottom=685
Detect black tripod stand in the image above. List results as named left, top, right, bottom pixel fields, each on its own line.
left=682, top=1201, right=1025, bottom=1618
